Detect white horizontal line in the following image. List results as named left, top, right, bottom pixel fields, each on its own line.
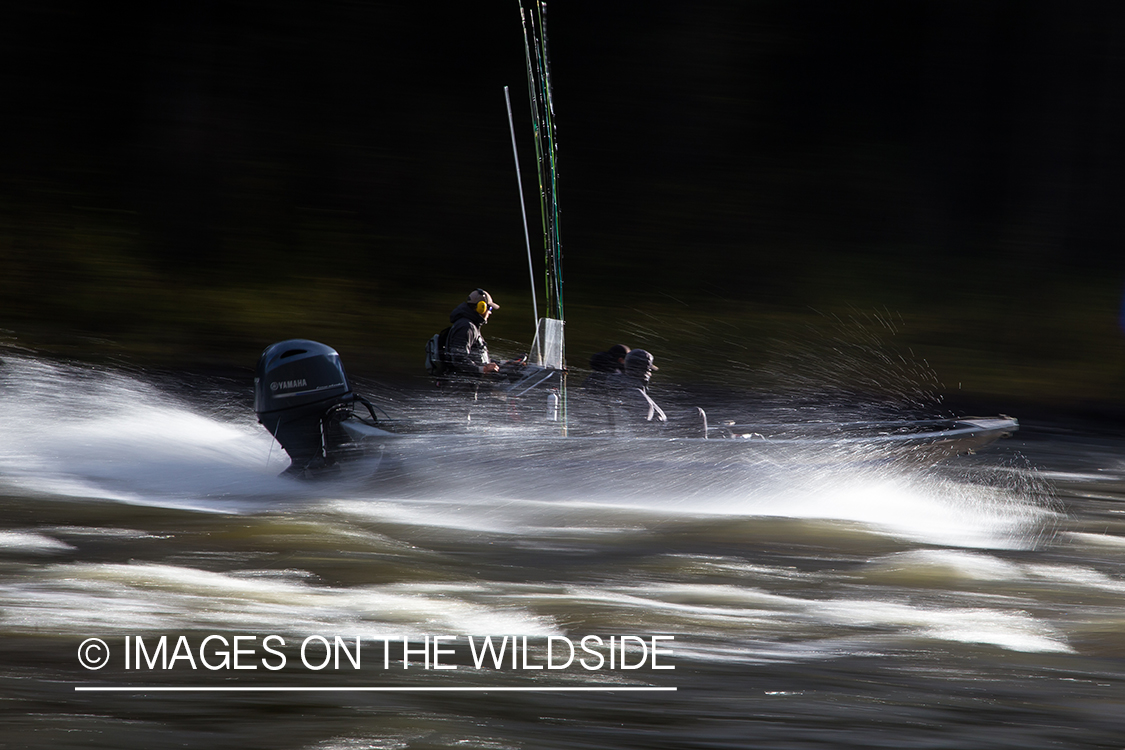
left=75, top=686, right=676, bottom=693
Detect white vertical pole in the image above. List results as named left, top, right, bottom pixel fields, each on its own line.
left=505, top=85, right=541, bottom=364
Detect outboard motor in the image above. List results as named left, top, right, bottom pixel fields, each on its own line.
left=255, top=339, right=363, bottom=476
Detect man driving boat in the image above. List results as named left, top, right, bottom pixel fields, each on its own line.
left=446, top=288, right=501, bottom=377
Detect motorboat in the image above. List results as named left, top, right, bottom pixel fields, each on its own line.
left=252, top=6, right=1017, bottom=483
left=253, top=338, right=1017, bottom=482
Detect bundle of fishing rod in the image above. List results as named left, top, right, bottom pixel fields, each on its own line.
left=519, top=0, right=563, bottom=327
left=506, top=0, right=568, bottom=432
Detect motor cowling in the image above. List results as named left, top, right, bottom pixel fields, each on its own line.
left=255, top=339, right=355, bottom=473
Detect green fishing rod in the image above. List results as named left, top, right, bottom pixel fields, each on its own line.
left=519, top=2, right=547, bottom=259
left=535, top=1, right=564, bottom=325
left=520, top=0, right=554, bottom=320
left=535, top=1, right=567, bottom=432
left=519, top=0, right=566, bottom=432
left=520, top=0, right=562, bottom=322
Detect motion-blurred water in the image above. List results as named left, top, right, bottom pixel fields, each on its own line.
left=1, top=355, right=1123, bottom=749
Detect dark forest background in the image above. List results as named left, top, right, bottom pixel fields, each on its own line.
left=2, top=1, right=1124, bottom=412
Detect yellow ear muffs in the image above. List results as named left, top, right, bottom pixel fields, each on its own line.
left=476, top=300, right=488, bottom=316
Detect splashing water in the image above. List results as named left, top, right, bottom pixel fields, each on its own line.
left=0, top=354, right=292, bottom=508
left=4, top=353, right=1122, bottom=750
left=0, top=352, right=1052, bottom=548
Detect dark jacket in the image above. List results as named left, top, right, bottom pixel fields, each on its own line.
left=583, top=350, right=624, bottom=389
left=605, top=371, right=667, bottom=428
left=445, top=302, right=491, bottom=375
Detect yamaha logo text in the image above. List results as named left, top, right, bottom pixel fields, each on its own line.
left=269, top=379, right=307, bottom=392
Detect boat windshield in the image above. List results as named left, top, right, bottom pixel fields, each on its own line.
left=532, top=317, right=565, bottom=370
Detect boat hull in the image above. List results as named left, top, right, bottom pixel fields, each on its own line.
left=336, top=417, right=1018, bottom=497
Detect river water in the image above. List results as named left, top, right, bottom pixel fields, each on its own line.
left=1, top=353, right=1123, bottom=749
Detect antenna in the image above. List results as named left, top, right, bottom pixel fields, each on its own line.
left=505, top=85, right=541, bottom=364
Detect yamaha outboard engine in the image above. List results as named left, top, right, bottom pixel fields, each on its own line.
left=255, top=339, right=360, bottom=476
